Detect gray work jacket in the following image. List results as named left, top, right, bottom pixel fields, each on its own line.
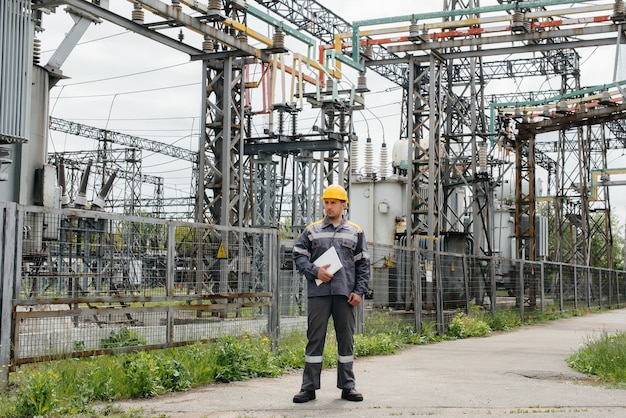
left=293, top=217, right=370, bottom=298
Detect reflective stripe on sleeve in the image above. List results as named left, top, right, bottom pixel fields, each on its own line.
left=293, top=246, right=310, bottom=257
left=353, top=250, right=370, bottom=262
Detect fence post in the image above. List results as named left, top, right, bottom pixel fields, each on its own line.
left=166, top=306, right=174, bottom=347
left=518, top=258, right=525, bottom=320
left=490, top=254, right=497, bottom=316
left=608, top=269, right=612, bottom=308
left=539, top=261, right=546, bottom=313
left=584, top=266, right=591, bottom=308
left=618, top=270, right=622, bottom=307
left=166, top=223, right=175, bottom=298
left=573, top=265, right=578, bottom=310
left=269, top=229, right=280, bottom=351
left=462, top=254, right=470, bottom=315
left=559, top=263, right=564, bottom=312
left=435, top=249, right=445, bottom=334
left=414, top=246, right=422, bottom=332
left=0, top=203, right=17, bottom=389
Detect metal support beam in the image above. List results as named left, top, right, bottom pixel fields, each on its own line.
left=39, top=0, right=203, bottom=56
left=44, top=1, right=99, bottom=84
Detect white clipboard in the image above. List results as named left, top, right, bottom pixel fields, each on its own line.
left=313, top=246, right=343, bottom=286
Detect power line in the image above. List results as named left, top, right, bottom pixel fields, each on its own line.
left=52, top=62, right=195, bottom=86
left=41, top=30, right=129, bottom=54
left=49, top=81, right=200, bottom=99
left=58, top=116, right=198, bottom=121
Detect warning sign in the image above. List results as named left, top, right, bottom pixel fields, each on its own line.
left=217, top=243, right=227, bottom=259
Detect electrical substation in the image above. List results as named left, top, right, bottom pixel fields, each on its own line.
left=4, top=0, right=626, bottom=387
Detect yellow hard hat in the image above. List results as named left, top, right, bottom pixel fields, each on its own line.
left=321, top=184, right=348, bottom=203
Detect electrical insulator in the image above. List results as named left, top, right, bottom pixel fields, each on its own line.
left=172, top=0, right=181, bottom=9
left=380, top=142, right=388, bottom=179
left=365, top=137, right=373, bottom=177
left=132, top=2, right=144, bottom=23
left=339, top=112, right=346, bottom=133
left=74, top=160, right=92, bottom=208
left=351, top=139, right=359, bottom=176
left=58, top=161, right=70, bottom=206
left=208, top=0, right=222, bottom=13
left=245, top=111, right=252, bottom=138
left=203, top=36, right=214, bottom=53
left=273, top=27, right=285, bottom=50
left=409, top=20, right=420, bottom=40
left=613, top=0, right=626, bottom=23
left=357, top=72, right=367, bottom=91
left=511, top=9, right=526, bottom=34
left=33, top=38, right=41, bottom=65
left=291, top=111, right=298, bottom=136
left=479, top=142, right=488, bottom=172
left=278, top=111, right=285, bottom=134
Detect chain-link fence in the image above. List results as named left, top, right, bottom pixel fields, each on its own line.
left=2, top=203, right=626, bottom=387
left=3, top=203, right=283, bottom=368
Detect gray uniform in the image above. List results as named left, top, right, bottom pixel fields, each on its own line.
left=293, top=216, right=370, bottom=391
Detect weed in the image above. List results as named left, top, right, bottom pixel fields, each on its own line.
left=14, top=368, right=61, bottom=417
left=210, top=334, right=282, bottom=383
left=101, top=327, right=147, bottom=348
left=447, top=312, right=491, bottom=339
left=568, top=331, right=626, bottom=385
left=124, top=351, right=164, bottom=398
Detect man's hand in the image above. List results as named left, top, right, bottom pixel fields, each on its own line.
left=347, top=292, right=362, bottom=307
left=317, top=264, right=333, bottom=283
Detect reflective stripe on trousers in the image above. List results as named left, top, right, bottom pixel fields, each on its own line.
left=301, top=295, right=356, bottom=391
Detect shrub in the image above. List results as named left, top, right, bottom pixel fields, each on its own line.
left=156, top=359, right=192, bottom=392
left=447, top=312, right=492, bottom=339
left=122, top=351, right=192, bottom=398
left=124, top=351, right=163, bottom=398
left=210, top=335, right=282, bottom=383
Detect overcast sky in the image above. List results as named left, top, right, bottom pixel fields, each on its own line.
left=38, top=0, right=626, bottom=221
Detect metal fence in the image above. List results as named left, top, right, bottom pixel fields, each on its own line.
left=2, top=202, right=626, bottom=387
left=1, top=203, right=285, bottom=375
left=365, top=242, right=626, bottom=332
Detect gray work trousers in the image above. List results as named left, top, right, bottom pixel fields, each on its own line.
left=300, top=295, right=356, bottom=391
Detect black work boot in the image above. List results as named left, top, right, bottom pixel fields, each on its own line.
left=293, top=390, right=316, bottom=403
left=341, top=388, right=363, bottom=402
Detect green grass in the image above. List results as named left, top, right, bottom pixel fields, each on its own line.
left=0, top=306, right=619, bottom=417
left=568, top=331, right=626, bottom=387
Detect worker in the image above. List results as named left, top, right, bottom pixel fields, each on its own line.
left=292, top=184, right=371, bottom=403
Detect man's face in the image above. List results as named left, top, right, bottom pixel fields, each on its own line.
left=323, top=198, right=346, bottom=219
